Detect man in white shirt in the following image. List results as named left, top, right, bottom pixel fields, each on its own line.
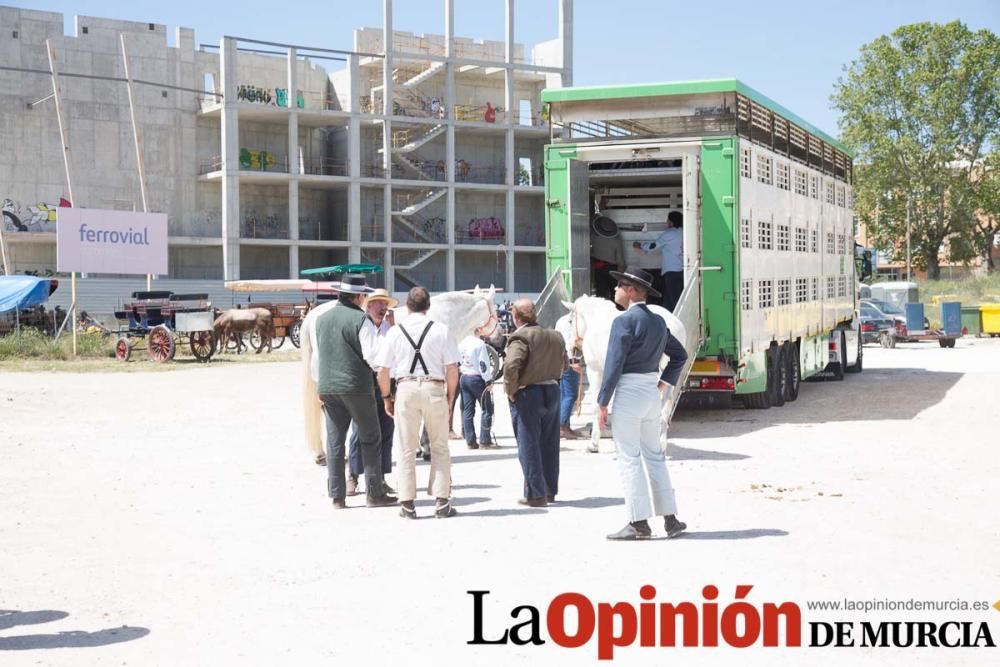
left=346, top=289, right=399, bottom=496
left=458, top=335, right=495, bottom=449
left=633, top=210, right=684, bottom=311
left=375, top=286, right=461, bottom=519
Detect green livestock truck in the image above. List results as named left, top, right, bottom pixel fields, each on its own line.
left=542, top=79, right=861, bottom=409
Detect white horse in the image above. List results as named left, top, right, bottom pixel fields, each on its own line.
left=563, top=295, right=687, bottom=453
left=301, top=286, right=498, bottom=463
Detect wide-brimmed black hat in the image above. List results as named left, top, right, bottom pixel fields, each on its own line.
left=609, top=266, right=662, bottom=298
left=591, top=215, right=619, bottom=238
left=332, top=273, right=375, bottom=294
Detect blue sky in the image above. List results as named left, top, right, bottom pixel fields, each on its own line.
left=16, top=0, right=1000, bottom=136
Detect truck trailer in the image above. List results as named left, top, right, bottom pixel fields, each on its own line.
left=542, top=79, right=861, bottom=409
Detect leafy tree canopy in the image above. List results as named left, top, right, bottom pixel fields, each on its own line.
left=832, top=21, right=1000, bottom=277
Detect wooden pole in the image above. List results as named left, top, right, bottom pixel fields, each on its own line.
left=0, top=219, right=9, bottom=275
left=47, top=39, right=78, bottom=356
left=120, top=34, right=153, bottom=291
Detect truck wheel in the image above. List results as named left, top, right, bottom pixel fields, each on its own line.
left=771, top=345, right=786, bottom=407
left=741, top=354, right=772, bottom=409
left=847, top=331, right=863, bottom=373
left=783, top=341, right=800, bottom=401
left=742, top=389, right=771, bottom=410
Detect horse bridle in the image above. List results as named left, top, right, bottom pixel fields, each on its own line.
left=474, top=298, right=499, bottom=337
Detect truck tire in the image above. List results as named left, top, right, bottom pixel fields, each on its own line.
left=742, top=391, right=770, bottom=409
left=771, top=345, right=787, bottom=407
left=847, top=331, right=863, bottom=373
left=741, top=354, right=772, bottom=410
left=783, top=341, right=800, bottom=401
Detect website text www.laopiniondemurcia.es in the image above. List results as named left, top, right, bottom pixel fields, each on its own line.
left=468, top=587, right=998, bottom=659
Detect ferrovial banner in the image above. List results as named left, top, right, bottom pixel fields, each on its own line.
left=57, top=208, right=168, bottom=275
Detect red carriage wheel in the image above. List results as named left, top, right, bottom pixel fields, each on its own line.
left=115, top=337, right=132, bottom=362
left=148, top=325, right=176, bottom=363
left=189, top=331, right=215, bottom=362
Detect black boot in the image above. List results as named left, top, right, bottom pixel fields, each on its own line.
left=663, top=515, right=687, bottom=538
left=434, top=498, right=456, bottom=518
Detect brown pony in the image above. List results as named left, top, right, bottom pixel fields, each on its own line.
left=213, top=308, right=275, bottom=354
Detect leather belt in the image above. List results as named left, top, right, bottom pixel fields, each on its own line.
left=396, top=376, right=445, bottom=384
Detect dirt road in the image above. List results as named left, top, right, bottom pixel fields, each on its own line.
left=2, top=339, right=998, bottom=665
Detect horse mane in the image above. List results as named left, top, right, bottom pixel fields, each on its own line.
left=396, top=290, right=495, bottom=342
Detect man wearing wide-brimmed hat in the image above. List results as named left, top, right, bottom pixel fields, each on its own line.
left=315, top=274, right=397, bottom=510
left=346, top=288, right=399, bottom=496
left=597, top=266, right=688, bottom=540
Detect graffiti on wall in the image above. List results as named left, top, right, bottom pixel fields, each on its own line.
left=422, top=216, right=446, bottom=242
left=242, top=207, right=286, bottom=239
left=2, top=198, right=72, bottom=232
left=468, top=216, right=504, bottom=240
left=239, top=148, right=278, bottom=171
left=237, top=84, right=305, bottom=109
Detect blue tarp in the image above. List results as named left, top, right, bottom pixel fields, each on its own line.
left=0, top=276, right=55, bottom=313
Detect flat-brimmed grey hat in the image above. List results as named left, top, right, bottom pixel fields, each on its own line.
left=610, top=265, right=662, bottom=298
left=592, top=215, right=619, bottom=238
left=332, top=273, right=375, bottom=294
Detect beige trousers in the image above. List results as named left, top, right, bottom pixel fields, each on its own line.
left=395, top=380, right=451, bottom=501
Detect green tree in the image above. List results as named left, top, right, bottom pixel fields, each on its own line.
left=971, top=152, right=1000, bottom=272
left=832, top=21, right=1000, bottom=278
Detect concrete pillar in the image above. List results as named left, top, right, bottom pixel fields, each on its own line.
left=383, top=0, right=394, bottom=284
left=220, top=37, right=240, bottom=280
left=382, top=0, right=393, bottom=172
left=287, top=47, right=300, bottom=278
left=384, top=184, right=394, bottom=290
left=348, top=53, right=362, bottom=262
left=559, top=0, right=573, bottom=86
left=505, top=0, right=516, bottom=293
left=445, top=0, right=456, bottom=292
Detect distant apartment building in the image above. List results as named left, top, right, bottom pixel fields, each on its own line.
left=0, top=2, right=573, bottom=293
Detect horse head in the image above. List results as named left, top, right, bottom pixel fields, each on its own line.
left=472, top=284, right=498, bottom=337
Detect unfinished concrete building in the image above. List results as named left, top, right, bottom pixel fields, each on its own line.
left=0, top=1, right=572, bottom=294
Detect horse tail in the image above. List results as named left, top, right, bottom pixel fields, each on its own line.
left=301, top=313, right=325, bottom=460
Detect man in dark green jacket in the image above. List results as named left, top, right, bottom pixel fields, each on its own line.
left=315, top=274, right=396, bottom=509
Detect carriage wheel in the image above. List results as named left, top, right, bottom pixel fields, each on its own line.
left=249, top=329, right=267, bottom=353
left=289, top=320, right=302, bottom=348
left=190, top=331, right=216, bottom=362
left=148, top=325, right=176, bottom=363
left=271, top=336, right=285, bottom=350
left=115, top=337, right=132, bottom=362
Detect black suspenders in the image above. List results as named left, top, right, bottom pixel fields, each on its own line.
left=399, top=322, right=434, bottom=375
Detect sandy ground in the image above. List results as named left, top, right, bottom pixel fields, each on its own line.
left=2, top=338, right=999, bottom=665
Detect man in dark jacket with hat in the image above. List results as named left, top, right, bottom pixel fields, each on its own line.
left=315, top=274, right=397, bottom=510
left=597, top=266, right=688, bottom=540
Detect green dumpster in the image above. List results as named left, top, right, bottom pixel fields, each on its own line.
left=961, top=306, right=982, bottom=337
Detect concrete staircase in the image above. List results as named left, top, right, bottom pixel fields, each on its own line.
left=393, top=188, right=446, bottom=216
left=399, top=62, right=445, bottom=88
left=391, top=153, right=429, bottom=180
left=394, top=249, right=439, bottom=288
left=380, top=124, right=446, bottom=154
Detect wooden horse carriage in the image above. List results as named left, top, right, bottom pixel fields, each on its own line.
left=223, top=280, right=335, bottom=352
left=113, top=291, right=216, bottom=362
